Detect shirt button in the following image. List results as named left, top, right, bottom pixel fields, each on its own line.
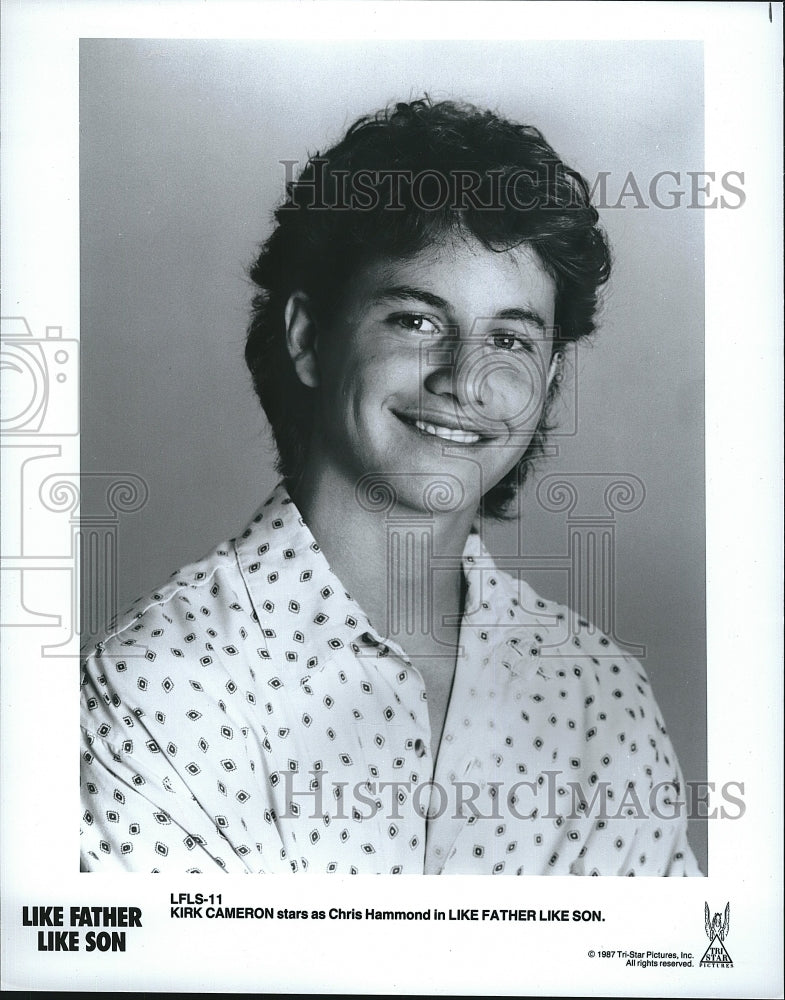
left=414, top=738, right=427, bottom=758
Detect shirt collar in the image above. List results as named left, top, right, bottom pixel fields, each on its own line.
left=235, top=483, right=546, bottom=673
left=233, top=483, right=386, bottom=672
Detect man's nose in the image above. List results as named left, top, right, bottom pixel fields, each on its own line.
left=422, top=338, right=490, bottom=410
left=422, top=338, right=546, bottom=432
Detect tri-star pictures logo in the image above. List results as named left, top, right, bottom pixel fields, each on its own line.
left=700, top=901, right=733, bottom=969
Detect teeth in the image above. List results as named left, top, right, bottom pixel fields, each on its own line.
left=414, top=420, right=481, bottom=444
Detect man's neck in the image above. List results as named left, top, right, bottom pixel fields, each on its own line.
left=290, top=464, right=476, bottom=645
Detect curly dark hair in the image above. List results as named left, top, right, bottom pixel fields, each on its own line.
left=246, top=97, right=611, bottom=517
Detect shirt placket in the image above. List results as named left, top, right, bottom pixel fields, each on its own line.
left=349, top=630, right=436, bottom=872
left=425, top=607, right=538, bottom=874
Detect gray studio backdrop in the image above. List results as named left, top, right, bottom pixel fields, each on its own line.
left=80, top=39, right=707, bottom=871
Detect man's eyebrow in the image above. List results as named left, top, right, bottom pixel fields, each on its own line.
left=374, top=286, right=547, bottom=331
left=495, top=307, right=547, bottom=331
left=372, top=285, right=450, bottom=311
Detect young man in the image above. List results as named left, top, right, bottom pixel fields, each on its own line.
left=81, top=99, right=700, bottom=874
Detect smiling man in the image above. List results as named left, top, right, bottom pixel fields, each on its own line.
left=80, top=99, right=701, bottom=874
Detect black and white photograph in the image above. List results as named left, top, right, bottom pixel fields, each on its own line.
left=1, top=1, right=782, bottom=994
left=79, top=37, right=707, bottom=878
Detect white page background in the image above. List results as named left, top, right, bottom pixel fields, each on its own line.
left=1, top=2, right=782, bottom=995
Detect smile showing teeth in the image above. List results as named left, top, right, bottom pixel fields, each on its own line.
left=413, top=419, right=481, bottom=444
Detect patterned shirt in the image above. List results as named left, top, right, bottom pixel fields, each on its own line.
left=80, top=484, right=701, bottom=875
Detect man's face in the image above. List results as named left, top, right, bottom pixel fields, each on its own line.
left=299, top=232, right=557, bottom=515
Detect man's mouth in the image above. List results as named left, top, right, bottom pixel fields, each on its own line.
left=412, top=419, right=482, bottom=445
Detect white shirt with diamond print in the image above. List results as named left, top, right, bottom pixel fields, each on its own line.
left=80, top=484, right=701, bottom=875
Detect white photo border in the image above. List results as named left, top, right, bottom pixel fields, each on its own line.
left=1, top=2, right=782, bottom=996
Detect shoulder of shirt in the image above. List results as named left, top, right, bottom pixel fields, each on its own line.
left=81, top=535, right=241, bottom=661
left=484, top=560, right=655, bottom=694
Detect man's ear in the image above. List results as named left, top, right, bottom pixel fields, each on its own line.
left=285, top=291, right=320, bottom=388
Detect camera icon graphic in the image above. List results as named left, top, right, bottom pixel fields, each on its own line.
left=0, top=316, right=79, bottom=436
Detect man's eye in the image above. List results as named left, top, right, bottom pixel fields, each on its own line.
left=394, top=314, right=439, bottom=335
left=489, top=331, right=531, bottom=352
